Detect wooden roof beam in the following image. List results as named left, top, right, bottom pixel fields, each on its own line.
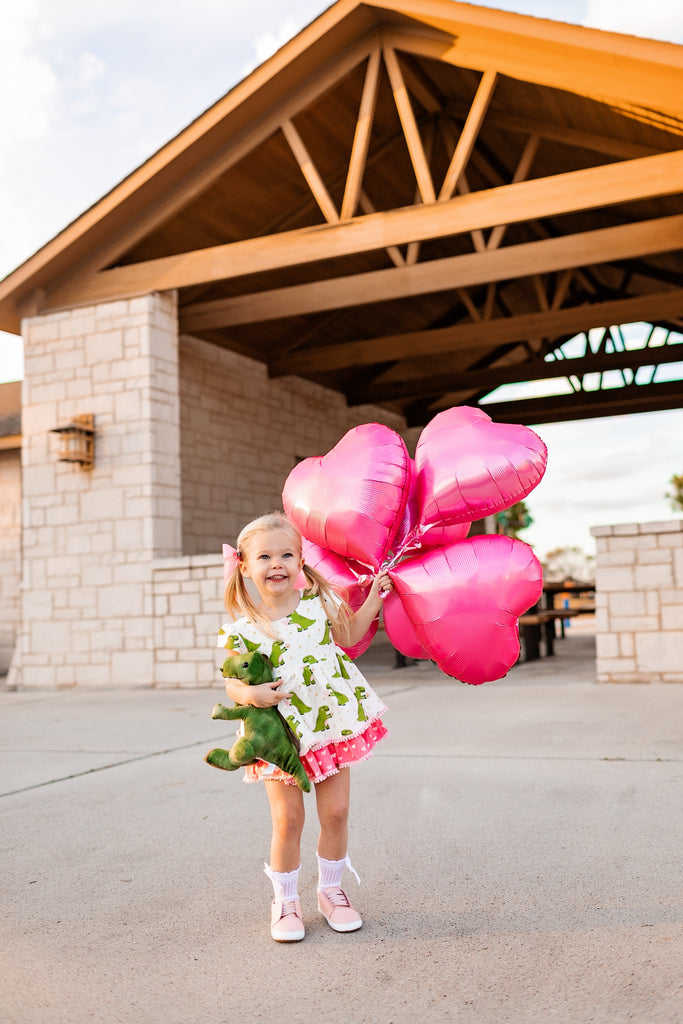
left=346, top=333, right=683, bottom=404
left=383, top=45, right=436, bottom=203
left=439, top=118, right=487, bottom=253
left=340, top=46, right=381, bottom=220
left=378, top=20, right=683, bottom=122
left=486, top=134, right=539, bottom=250
left=471, top=379, right=683, bottom=427
left=46, top=148, right=683, bottom=311
left=269, top=288, right=683, bottom=376
left=281, top=119, right=340, bottom=223
left=445, top=101, right=666, bottom=160
left=439, top=69, right=497, bottom=201
left=181, top=212, right=683, bottom=332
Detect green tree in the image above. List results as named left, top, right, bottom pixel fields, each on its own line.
left=495, top=500, right=533, bottom=538
left=665, top=473, right=683, bottom=512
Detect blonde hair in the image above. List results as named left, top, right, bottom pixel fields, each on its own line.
left=224, top=512, right=353, bottom=641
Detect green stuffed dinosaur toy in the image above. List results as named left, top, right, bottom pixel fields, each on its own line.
left=205, top=651, right=311, bottom=792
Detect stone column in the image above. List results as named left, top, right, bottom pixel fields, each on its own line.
left=8, top=291, right=181, bottom=688
left=591, top=520, right=683, bottom=683
left=0, top=445, right=21, bottom=674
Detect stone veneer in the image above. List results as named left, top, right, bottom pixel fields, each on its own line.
left=178, top=333, right=407, bottom=556
left=8, top=290, right=407, bottom=688
left=0, top=447, right=21, bottom=672
left=591, top=519, right=683, bottom=683
left=9, top=292, right=181, bottom=688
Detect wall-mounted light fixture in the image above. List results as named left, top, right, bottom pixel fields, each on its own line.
left=50, top=414, right=95, bottom=469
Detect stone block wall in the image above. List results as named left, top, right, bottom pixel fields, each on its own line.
left=152, top=554, right=224, bottom=687
left=179, top=333, right=406, bottom=555
left=8, top=291, right=408, bottom=688
left=591, top=520, right=683, bottom=683
left=9, top=292, right=181, bottom=688
left=0, top=447, right=21, bottom=672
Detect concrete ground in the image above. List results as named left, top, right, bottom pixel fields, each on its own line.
left=1, top=620, right=681, bottom=1024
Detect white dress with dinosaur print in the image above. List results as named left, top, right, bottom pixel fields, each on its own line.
left=217, top=592, right=388, bottom=785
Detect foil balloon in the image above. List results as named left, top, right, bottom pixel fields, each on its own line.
left=301, top=538, right=378, bottom=659
left=283, top=423, right=410, bottom=570
left=382, top=591, right=430, bottom=660
left=388, top=535, right=543, bottom=685
left=415, top=406, right=547, bottom=533
left=392, top=458, right=469, bottom=555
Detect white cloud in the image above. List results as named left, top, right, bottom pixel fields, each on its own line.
left=252, top=16, right=305, bottom=65
left=0, top=3, right=57, bottom=154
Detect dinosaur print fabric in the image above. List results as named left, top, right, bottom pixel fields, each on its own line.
left=217, top=594, right=388, bottom=785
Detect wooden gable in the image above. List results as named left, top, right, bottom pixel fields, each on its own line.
left=1, top=0, right=682, bottom=427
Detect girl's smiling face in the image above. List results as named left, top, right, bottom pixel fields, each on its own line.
left=239, top=528, right=303, bottom=599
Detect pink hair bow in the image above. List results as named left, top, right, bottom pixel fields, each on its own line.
left=222, top=543, right=240, bottom=586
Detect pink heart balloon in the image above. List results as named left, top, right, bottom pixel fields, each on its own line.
left=383, top=592, right=430, bottom=660
left=415, top=406, right=547, bottom=532
left=388, top=535, right=543, bottom=684
left=283, top=423, right=410, bottom=570
left=301, top=538, right=378, bottom=659
left=392, top=458, right=469, bottom=555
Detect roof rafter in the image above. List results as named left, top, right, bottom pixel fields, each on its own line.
left=346, top=332, right=683, bottom=404
left=468, top=378, right=683, bottom=427
left=439, top=69, right=497, bottom=200
left=340, top=45, right=382, bottom=219
left=268, top=288, right=683, bottom=376
left=383, top=43, right=436, bottom=203
left=446, top=101, right=665, bottom=160
left=180, top=213, right=683, bottom=331
left=378, top=17, right=683, bottom=119
left=43, top=148, right=683, bottom=312
left=1, top=27, right=379, bottom=323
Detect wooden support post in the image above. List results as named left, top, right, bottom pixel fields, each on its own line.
left=439, top=69, right=497, bottom=201
left=341, top=47, right=381, bottom=220
left=383, top=45, right=436, bottom=204
left=281, top=119, right=339, bottom=223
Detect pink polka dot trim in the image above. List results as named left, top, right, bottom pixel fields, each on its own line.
left=243, top=717, right=389, bottom=786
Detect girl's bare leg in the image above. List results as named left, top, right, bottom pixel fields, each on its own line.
left=264, top=781, right=305, bottom=872
left=314, top=768, right=350, bottom=860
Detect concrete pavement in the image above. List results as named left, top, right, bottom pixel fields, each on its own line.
left=1, top=623, right=681, bottom=1024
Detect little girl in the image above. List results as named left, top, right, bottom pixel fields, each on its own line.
left=218, top=511, right=391, bottom=942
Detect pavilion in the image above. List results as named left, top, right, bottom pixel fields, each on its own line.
left=1, top=0, right=681, bottom=687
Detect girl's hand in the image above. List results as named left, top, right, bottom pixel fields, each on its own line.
left=248, top=681, right=291, bottom=708
left=224, top=677, right=290, bottom=708
left=369, top=570, right=394, bottom=602
left=335, top=570, right=393, bottom=647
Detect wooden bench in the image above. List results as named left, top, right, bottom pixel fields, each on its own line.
left=518, top=609, right=581, bottom=659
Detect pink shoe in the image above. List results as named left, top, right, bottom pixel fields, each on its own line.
left=318, top=887, right=362, bottom=933
left=270, top=897, right=305, bottom=942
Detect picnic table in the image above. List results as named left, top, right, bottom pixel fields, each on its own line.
left=520, top=580, right=595, bottom=660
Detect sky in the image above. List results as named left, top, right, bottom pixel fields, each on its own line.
left=1, top=0, right=682, bottom=559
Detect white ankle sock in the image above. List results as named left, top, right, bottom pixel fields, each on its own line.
left=264, top=863, right=300, bottom=900
left=317, top=853, right=361, bottom=891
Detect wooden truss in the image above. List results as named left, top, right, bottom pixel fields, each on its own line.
left=2, top=8, right=682, bottom=426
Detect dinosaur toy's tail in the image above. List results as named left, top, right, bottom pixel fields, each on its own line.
left=204, top=747, right=241, bottom=771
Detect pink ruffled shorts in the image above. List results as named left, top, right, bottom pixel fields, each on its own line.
left=243, top=717, right=389, bottom=786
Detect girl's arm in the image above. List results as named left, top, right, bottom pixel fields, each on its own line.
left=331, top=571, right=393, bottom=648
left=222, top=649, right=291, bottom=708
left=224, top=676, right=290, bottom=708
